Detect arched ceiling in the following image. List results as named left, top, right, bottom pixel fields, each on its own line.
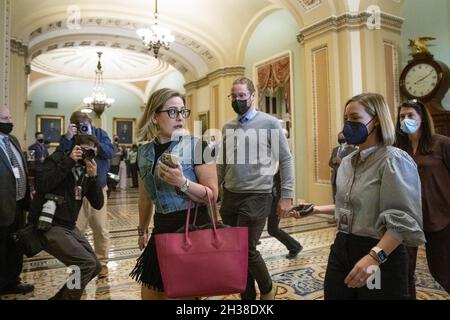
left=32, top=46, right=169, bottom=81
left=10, top=0, right=405, bottom=86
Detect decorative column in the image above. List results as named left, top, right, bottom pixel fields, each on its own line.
left=1, top=0, right=11, bottom=108
left=9, top=39, right=29, bottom=146
left=296, top=11, right=403, bottom=204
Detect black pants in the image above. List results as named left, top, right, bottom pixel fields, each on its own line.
left=324, top=232, right=409, bottom=300
left=44, top=226, right=101, bottom=300
left=130, top=163, right=138, bottom=188
left=0, top=201, right=25, bottom=291
left=243, top=196, right=302, bottom=300
left=220, top=189, right=273, bottom=300
left=407, top=224, right=450, bottom=296
left=267, top=197, right=302, bottom=253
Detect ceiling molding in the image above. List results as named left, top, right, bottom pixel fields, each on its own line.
left=184, top=66, right=246, bottom=91
left=297, top=0, right=323, bottom=12
left=27, top=17, right=218, bottom=68
left=27, top=35, right=200, bottom=81
left=296, top=11, right=404, bottom=44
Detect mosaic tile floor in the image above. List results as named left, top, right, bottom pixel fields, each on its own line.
left=1, top=187, right=448, bottom=300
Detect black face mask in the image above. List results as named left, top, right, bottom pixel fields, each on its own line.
left=0, top=123, right=13, bottom=135
left=37, top=139, right=44, bottom=144
left=338, top=138, right=346, bottom=145
left=232, top=99, right=250, bottom=116
left=114, top=138, right=119, bottom=142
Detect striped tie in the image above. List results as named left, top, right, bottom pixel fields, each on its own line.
left=3, top=136, right=27, bottom=199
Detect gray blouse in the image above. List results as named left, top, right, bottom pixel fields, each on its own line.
left=335, top=145, right=426, bottom=246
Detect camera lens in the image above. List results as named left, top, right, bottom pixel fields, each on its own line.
left=78, top=123, right=89, bottom=134
left=82, top=148, right=95, bottom=161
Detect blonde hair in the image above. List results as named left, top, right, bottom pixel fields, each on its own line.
left=138, top=88, right=185, bottom=142
left=345, top=93, right=395, bottom=146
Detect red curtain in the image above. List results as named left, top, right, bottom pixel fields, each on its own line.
left=256, top=56, right=291, bottom=113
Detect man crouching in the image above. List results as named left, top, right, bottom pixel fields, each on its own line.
left=28, top=134, right=104, bottom=300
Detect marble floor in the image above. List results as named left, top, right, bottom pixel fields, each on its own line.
left=1, top=187, right=449, bottom=300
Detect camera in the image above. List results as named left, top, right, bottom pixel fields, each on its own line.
left=81, top=148, right=96, bottom=161
left=37, top=194, right=64, bottom=232
left=77, top=122, right=90, bottom=135
left=107, top=172, right=120, bottom=182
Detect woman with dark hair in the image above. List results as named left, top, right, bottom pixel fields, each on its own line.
left=395, top=99, right=450, bottom=297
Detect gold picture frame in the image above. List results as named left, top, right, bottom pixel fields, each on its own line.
left=113, top=117, right=136, bottom=146
left=36, top=114, right=65, bottom=147
left=197, top=111, right=210, bottom=135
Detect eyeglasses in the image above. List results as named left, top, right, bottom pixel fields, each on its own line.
left=156, top=107, right=191, bottom=119
left=227, top=92, right=251, bottom=102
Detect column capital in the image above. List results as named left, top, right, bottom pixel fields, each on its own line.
left=297, top=12, right=404, bottom=44
left=184, top=66, right=245, bottom=91
left=10, top=39, right=28, bottom=57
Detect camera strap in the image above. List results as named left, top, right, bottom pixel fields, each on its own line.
left=72, top=165, right=86, bottom=200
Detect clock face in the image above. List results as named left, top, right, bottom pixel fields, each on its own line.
left=404, top=63, right=439, bottom=98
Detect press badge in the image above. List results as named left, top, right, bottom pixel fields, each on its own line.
left=75, top=186, right=82, bottom=200
left=337, top=208, right=353, bottom=234
left=12, top=167, right=21, bottom=179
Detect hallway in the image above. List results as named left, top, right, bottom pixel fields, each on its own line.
left=1, top=188, right=448, bottom=300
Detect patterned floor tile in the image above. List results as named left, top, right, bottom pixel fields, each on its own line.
left=2, top=188, right=448, bottom=300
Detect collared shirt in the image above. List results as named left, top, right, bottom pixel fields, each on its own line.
left=0, top=133, right=26, bottom=172
left=0, top=132, right=26, bottom=201
left=335, top=145, right=426, bottom=246
left=238, top=107, right=257, bottom=124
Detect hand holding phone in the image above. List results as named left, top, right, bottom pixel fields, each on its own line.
left=289, top=204, right=315, bottom=217
left=160, top=153, right=179, bottom=168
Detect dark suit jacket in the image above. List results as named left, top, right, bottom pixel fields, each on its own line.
left=0, top=135, right=30, bottom=227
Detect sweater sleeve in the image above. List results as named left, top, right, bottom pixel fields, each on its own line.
left=273, top=120, right=294, bottom=199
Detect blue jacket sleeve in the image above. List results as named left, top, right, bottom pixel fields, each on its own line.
left=95, top=128, right=114, bottom=160
left=57, top=136, right=74, bottom=153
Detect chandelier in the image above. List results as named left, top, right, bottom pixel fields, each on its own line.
left=82, top=52, right=115, bottom=116
left=137, top=0, right=175, bottom=58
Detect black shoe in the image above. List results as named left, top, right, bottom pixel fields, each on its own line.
left=286, top=246, right=303, bottom=259
left=0, top=283, right=34, bottom=295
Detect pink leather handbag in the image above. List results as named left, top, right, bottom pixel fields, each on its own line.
left=155, top=195, right=248, bottom=298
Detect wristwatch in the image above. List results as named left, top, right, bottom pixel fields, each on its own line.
left=178, top=178, right=190, bottom=193
left=371, top=246, right=388, bottom=264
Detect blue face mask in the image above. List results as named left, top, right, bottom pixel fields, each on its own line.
left=343, top=118, right=374, bottom=145
left=400, top=118, right=419, bottom=135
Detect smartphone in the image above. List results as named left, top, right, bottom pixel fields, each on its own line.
left=289, top=204, right=314, bottom=217
left=160, top=153, right=179, bottom=168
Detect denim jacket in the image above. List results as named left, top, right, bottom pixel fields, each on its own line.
left=138, top=135, right=199, bottom=214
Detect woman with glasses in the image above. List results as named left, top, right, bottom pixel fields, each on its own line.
left=395, top=100, right=450, bottom=297
left=130, top=88, right=218, bottom=300
left=291, top=93, right=425, bottom=299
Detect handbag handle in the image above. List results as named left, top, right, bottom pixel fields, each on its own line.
left=183, top=187, right=222, bottom=250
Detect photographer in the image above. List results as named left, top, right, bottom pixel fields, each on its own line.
left=57, top=111, right=113, bottom=278
left=29, top=134, right=104, bottom=299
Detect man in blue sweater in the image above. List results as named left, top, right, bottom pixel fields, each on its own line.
left=58, top=111, right=113, bottom=278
